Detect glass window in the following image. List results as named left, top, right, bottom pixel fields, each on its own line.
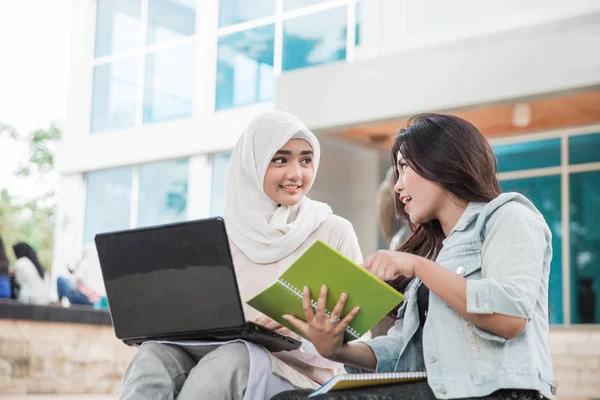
left=355, top=1, right=362, bottom=46
left=211, top=153, right=232, bottom=216
left=137, top=159, right=189, bottom=227
left=569, top=170, right=600, bottom=324
left=95, top=0, right=142, bottom=58
left=493, top=139, right=561, bottom=173
left=569, top=132, right=600, bottom=165
left=219, top=0, right=275, bottom=27
left=83, top=167, right=133, bottom=244
left=284, top=0, right=327, bottom=12
left=500, top=175, right=563, bottom=324
left=91, top=59, right=138, bottom=133
left=144, top=45, right=195, bottom=123
left=147, top=0, right=196, bottom=45
left=216, top=25, right=275, bottom=110
left=282, top=7, right=347, bottom=71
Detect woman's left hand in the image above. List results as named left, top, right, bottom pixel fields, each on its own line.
left=362, top=250, right=418, bottom=281
left=283, top=285, right=360, bottom=360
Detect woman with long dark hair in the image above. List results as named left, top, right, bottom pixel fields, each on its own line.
left=278, top=114, right=555, bottom=399
left=12, top=242, right=50, bottom=305
left=13, top=242, right=45, bottom=279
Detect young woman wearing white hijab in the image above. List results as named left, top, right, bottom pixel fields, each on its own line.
left=120, top=111, right=363, bottom=400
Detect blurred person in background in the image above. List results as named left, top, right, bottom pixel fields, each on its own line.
left=12, top=242, right=50, bottom=305
left=57, top=243, right=106, bottom=307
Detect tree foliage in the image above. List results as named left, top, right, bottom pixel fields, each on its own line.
left=0, top=123, right=60, bottom=269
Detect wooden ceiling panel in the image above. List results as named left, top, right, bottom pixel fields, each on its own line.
left=330, top=89, right=600, bottom=149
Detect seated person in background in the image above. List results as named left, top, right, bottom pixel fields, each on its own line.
left=0, top=236, right=11, bottom=298
left=57, top=243, right=106, bottom=306
left=12, top=242, right=50, bottom=305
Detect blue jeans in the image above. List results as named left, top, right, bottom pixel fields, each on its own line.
left=57, top=276, right=93, bottom=306
left=0, top=275, right=10, bottom=298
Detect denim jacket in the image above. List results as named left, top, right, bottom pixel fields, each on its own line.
left=347, top=193, right=556, bottom=399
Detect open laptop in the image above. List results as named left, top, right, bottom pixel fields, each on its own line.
left=94, top=217, right=301, bottom=353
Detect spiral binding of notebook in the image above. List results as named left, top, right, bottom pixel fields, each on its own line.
left=347, top=371, right=427, bottom=380
left=278, top=279, right=361, bottom=340
left=309, top=371, right=427, bottom=397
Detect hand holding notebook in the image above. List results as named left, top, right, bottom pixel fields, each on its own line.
left=246, top=240, right=404, bottom=343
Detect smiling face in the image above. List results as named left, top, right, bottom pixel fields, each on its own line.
left=394, top=151, right=448, bottom=225
left=263, top=139, right=315, bottom=206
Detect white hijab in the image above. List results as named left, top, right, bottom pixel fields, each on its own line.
left=223, top=111, right=332, bottom=264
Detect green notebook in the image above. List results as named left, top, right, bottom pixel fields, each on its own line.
left=246, top=240, right=404, bottom=343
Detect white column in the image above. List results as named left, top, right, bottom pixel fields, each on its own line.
left=50, top=173, right=87, bottom=300
left=62, top=0, right=95, bottom=144
left=195, top=0, right=220, bottom=115
left=186, top=154, right=213, bottom=220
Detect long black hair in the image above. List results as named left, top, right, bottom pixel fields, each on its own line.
left=389, top=114, right=501, bottom=293
left=13, top=242, right=45, bottom=279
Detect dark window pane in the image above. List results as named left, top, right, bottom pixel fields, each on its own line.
left=569, top=170, right=600, bottom=324
left=500, top=175, right=563, bottom=324
left=493, top=139, right=561, bottom=173
left=569, top=132, right=600, bottom=165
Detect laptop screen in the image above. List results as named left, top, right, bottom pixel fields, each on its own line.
left=95, top=218, right=246, bottom=340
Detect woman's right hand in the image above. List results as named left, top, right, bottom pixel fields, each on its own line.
left=362, top=250, right=418, bottom=281
left=283, top=285, right=360, bottom=360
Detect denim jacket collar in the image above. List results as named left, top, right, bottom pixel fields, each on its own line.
left=442, top=201, right=485, bottom=245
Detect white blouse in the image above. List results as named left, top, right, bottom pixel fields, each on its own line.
left=231, top=213, right=363, bottom=387
left=14, top=257, right=50, bottom=305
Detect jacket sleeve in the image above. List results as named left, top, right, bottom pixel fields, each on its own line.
left=466, top=202, right=551, bottom=321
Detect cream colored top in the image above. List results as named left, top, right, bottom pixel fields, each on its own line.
left=231, top=214, right=363, bottom=387
left=14, top=258, right=50, bottom=305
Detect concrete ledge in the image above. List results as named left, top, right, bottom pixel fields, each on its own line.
left=0, top=300, right=112, bottom=326
left=0, top=317, right=135, bottom=394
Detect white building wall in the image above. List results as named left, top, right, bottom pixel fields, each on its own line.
left=54, top=0, right=600, bottom=278
left=55, top=103, right=272, bottom=174
left=277, top=10, right=600, bottom=131
left=358, top=0, right=600, bottom=58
